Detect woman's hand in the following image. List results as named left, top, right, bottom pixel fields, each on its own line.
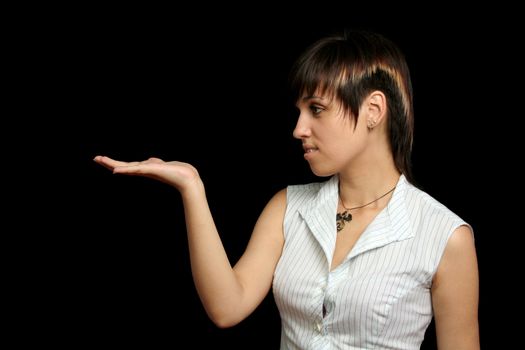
left=93, top=155, right=201, bottom=194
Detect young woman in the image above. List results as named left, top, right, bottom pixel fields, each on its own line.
left=94, top=30, right=479, bottom=349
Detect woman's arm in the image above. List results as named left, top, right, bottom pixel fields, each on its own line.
left=432, top=225, right=480, bottom=349
left=94, top=156, right=285, bottom=328
left=184, top=184, right=285, bottom=327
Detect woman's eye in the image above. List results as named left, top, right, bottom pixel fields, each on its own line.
left=309, top=105, right=323, bottom=115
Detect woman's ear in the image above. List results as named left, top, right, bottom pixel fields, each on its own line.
left=366, top=91, right=387, bottom=129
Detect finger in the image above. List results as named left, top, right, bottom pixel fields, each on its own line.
left=93, top=155, right=115, bottom=171
left=93, top=155, right=141, bottom=169
left=112, top=165, right=148, bottom=175
left=145, top=157, right=164, bottom=164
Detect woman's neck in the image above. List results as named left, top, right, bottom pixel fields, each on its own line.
left=338, top=163, right=400, bottom=209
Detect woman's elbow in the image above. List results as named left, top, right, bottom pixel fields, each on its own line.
left=209, top=312, right=243, bottom=329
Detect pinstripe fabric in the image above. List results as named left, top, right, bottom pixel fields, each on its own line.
left=273, top=175, right=469, bottom=349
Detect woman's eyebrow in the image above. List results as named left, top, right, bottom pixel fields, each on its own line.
left=302, top=95, right=325, bottom=101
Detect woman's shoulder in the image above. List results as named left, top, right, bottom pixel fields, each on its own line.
left=403, top=181, right=465, bottom=225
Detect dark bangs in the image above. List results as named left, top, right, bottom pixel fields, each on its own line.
left=290, top=37, right=362, bottom=119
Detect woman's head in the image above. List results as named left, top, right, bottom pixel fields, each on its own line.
left=290, top=30, right=414, bottom=181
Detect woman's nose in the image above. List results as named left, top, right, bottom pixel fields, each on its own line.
left=293, top=113, right=311, bottom=139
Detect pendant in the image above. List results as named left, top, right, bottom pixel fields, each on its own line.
left=336, top=211, right=352, bottom=232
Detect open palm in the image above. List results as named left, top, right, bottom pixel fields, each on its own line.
left=93, top=155, right=200, bottom=192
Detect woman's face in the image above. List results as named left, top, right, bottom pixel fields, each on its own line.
left=293, top=93, right=370, bottom=176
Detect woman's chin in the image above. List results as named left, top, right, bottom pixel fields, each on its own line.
left=309, top=166, right=336, bottom=178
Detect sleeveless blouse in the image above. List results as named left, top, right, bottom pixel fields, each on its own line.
left=273, top=175, right=468, bottom=349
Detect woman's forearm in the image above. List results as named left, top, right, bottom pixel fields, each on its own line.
left=181, top=181, right=244, bottom=327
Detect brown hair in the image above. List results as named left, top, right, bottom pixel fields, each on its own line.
left=290, top=30, right=415, bottom=183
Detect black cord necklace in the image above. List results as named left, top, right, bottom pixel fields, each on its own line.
left=336, top=186, right=396, bottom=232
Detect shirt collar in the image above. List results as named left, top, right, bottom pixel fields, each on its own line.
left=297, top=174, right=414, bottom=265
left=347, top=174, right=414, bottom=260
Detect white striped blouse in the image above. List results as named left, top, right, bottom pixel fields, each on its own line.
left=272, top=174, right=469, bottom=349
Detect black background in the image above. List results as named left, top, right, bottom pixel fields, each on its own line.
left=23, top=5, right=520, bottom=349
